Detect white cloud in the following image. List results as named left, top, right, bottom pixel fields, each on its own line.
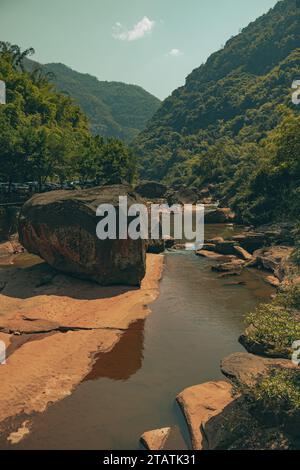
left=112, top=16, right=155, bottom=41
left=168, top=48, right=183, bottom=57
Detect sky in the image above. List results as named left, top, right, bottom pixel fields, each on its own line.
left=0, top=0, right=278, bottom=99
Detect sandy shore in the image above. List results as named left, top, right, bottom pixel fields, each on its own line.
left=0, top=249, right=163, bottom=440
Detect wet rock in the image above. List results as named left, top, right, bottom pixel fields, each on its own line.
left=221, top=352, right=298, bottom=387
left=135, top=181, right=167, bottom=199
left=176, top=381, right=235, bottom=450
left=18, top=185, right=146, bottom=286
left=205, top=208, right=236, bottom=224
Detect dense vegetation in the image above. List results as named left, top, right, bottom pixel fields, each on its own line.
left=135, top=0, right=300, bottom=224
left=25, top=59, right=161, bottom=143
left=0, top=43, right=136, bottom=189
left=244, top=285, right=300, bottom=357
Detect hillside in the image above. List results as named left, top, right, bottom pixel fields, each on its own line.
left=26, top=60, right=160, bottom=143
left=135, top=0, right=300, bottom=223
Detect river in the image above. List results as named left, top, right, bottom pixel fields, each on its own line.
left=2, top=224, right=273, bottom=450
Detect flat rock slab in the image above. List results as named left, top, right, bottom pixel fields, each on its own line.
left=176, top=381, right=235, bottom=450
left=0, top=254, right=163, bottom=429
left=221, top=352, right=298, bottom=387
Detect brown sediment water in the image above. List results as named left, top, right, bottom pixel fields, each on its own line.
left=0, top=224, right=273, bottom=450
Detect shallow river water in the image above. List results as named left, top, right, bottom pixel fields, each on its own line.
left=3, top=224, right=273, bottom=450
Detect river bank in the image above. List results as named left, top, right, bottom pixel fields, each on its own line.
left=0, top=249, right=163, bottom=444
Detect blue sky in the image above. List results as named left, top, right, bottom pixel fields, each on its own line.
left=0, top=0, right=278, bottom=99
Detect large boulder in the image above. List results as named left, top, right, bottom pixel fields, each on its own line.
left=18, top=185, right=146, bottom=286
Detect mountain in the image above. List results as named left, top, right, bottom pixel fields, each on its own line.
left=25, top=60, right=161, bottom=143
left=135, top=0, right=300, bottom=187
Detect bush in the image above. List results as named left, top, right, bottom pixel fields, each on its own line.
left=243, top=368, right=300, bottom=416
left=275, top=285, right=300, bottom=310
left=245, top=303, right=300, bottom=357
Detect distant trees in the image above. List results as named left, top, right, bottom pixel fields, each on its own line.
left=0, top=43, right=137, bottom=193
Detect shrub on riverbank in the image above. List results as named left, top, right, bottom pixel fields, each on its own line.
left=242, top=368, right=300, bottom=419
left=244, top=296, right=300, bottom=357
left=274, top=285, right=300, bottom=310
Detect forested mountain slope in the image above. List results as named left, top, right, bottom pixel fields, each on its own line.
left=25, top=60, right=161, bottom=143
left=135, top=0, right=300, bottom=224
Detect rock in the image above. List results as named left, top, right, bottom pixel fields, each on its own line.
left=195, top=250, right=237, bottom=262
left=205, top=208, right=236, bottom=224
left=221, top=352, right=298, bottom=388
left=205, top=237, right=224, bottom=244
left=18, top=185, right=146, bottom=286
left=265, top=275, right=280, bottom=287
left=212, top=259, right=244, bottom=273
left=232, top=233, right=267, bottom=252
left=135, top=181, right=167, bottom=199
left=199, top=188, right=210, bottom=198
left=254, top=246, right=294, bottom=281
left=214, top=241, right=238, bottom=255
left=245, top=257, right=259, bottom=268
left=140, top=426, right=187, bottom=450
left=146, top=239, right=165, bottom=254
left=201, top=197, right=213, bottom=205
left=172, top=243, right=187, bottom=251
left=164, top=237, right=176, bottom=249
left=166, top=187, right=199, bottom=205
left=201, top=243, right=217, bottom=251
left=176, top=381, right=236, bottom=450
left=218, top=271, right=241, bottom=278
left=140, top=427, right=171, bottom=450
left=233, top=246, right=253, bottom=261
left=224, top=281, right=247, bottom=286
